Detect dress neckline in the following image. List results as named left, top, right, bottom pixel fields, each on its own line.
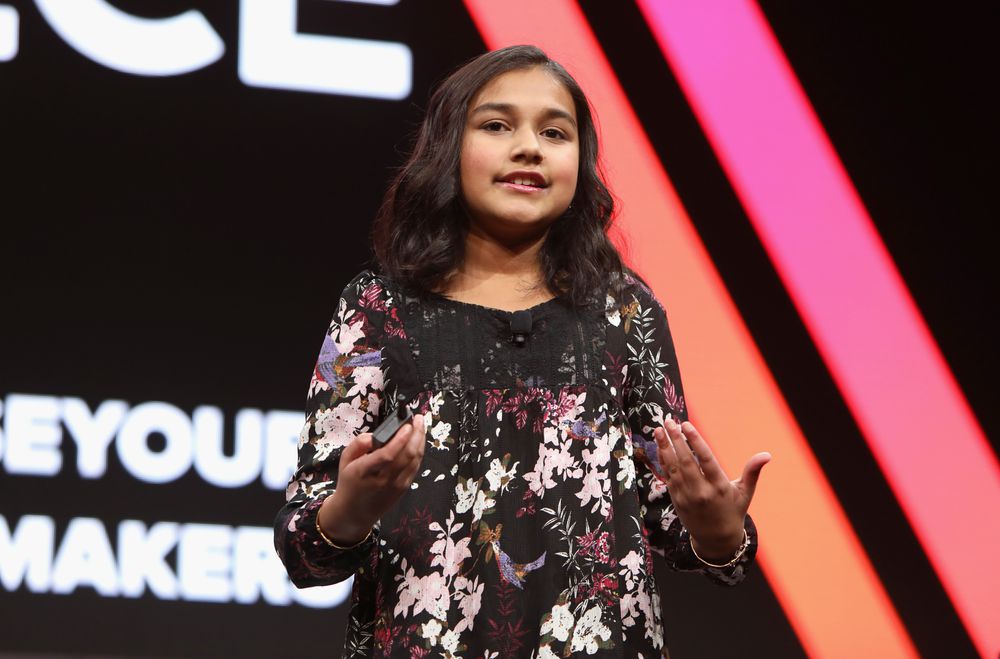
left=424, top=290, right=566, bottom=316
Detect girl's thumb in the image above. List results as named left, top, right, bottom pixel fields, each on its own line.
left=738, top=452, right=771, bottom=499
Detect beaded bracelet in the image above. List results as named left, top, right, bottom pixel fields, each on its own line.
left=690, top=528, right=750, bottom=569
left=315, top=514, right=373, bottom=550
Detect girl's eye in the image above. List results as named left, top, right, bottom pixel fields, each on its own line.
left=482, top=121, right=507, bottom=132
left=542, top=128, right=567, bottom=140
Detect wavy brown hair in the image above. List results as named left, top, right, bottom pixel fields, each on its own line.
left=371, top=45, right=627, bottom=306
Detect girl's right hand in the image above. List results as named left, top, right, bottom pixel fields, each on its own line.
left=317, top=413, right=426, bottom=546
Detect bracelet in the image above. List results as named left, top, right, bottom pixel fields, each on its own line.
left=315, top=514, right=373, bottom=550
left=689, top=528, right=750, bottom=569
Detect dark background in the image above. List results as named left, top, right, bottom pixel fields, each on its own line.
left=1, top=1, right=994, bottom=657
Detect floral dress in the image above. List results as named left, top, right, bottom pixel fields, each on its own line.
left=275, top=270, right=757, bottom=658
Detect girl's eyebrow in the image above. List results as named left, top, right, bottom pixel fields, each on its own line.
left=470, top=102, right=577, bottom=128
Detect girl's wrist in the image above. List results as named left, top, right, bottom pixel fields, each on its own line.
left=318, top=491, right=375, bottom=546
left=689, top=526, right=746, bottom=563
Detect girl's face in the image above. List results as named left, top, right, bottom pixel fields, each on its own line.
left=459, top=67, right=579, bottom=240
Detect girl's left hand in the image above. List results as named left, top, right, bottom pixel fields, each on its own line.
left=654, top=418, right=771, bottom=562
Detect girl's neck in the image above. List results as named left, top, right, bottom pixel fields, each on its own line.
left=437, top=227, right=555, bottom=309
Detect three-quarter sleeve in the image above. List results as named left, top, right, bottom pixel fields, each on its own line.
left=621, top=277, right=757, bottom=586
left=274, top=270, right=388, bottom=587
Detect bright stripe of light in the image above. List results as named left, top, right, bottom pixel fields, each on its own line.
left=635, top=1, right=1000, bottom=656
left=459, top=2, right=918, bottom=657
left=0, top=5, right=17, bottom=62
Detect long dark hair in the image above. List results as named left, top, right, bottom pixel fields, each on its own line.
left=371, top=45, right=627, bottom=306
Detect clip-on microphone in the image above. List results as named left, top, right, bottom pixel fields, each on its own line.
left=510, top=310, right=532, bottom=347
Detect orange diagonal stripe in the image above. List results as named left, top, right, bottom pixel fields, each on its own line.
left=460, top=1, right=918, bottom=657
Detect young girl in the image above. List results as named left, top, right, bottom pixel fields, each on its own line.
left=276, top=45, right=769, bottom=658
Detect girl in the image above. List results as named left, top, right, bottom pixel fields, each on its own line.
left=276, top=45, right=770, bottom=658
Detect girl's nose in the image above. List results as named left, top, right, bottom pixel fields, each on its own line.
left=511, top=129, right=542, bottom=163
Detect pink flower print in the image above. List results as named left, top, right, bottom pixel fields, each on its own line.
left=578, top=531, right=612, bottom=564
left=485, top=389, right=505, bottom=417
left=359, top=281, right=387, bottom=311
left=383, top=307, right=407, bottom=339
left=663, top=375, right=685, bottom=415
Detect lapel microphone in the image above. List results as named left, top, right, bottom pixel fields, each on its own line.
left=510, top=310, right=532, bottom=347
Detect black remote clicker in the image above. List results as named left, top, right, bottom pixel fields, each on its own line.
left=371, top=393, right=413, bottom=449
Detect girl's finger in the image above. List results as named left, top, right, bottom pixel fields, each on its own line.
left=410, top=414, right=426, bottom=456
left=341, top=432, right=374, bottom=467
left=385, top=414, right=426, bottom=477
left=678, top=421, right=729, bottom=486
left=368, top=420, right=414, bottom=470
left=391, top=420, right=426, bottom=490
left=665, top=418, right=702, bottom=482
left=395, top=448, right=424, bottom=491
left=654, top=426, right=682, bottom=485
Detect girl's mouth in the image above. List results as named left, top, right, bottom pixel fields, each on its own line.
left=499, top=171, right=548, bottom=192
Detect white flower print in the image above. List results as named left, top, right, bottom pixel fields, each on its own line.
left=524, top=440, right=581, bottom=497
left=415, top=571, right=449, bottom=621
left=575, top=466, right=611, bottom=516
left=453, top=575, right=484, bottom=634
left=617, top=452, right=636, bottom=490
left=582, top=431, right=614, bottom=470
left=620, top=590, right=639, bottom=630
left=606, top=294, right=621, bottom=326
left=431, top=420, right=452, bottom=442
left=421, top=619, right=442, bottom=640
left=537, top=645, right=559, bottom=659
left=454, top=478, right=478, bottom=514
left=394, top=560, right=422, bottom=618
left=335, top=314, right=364, bottom=354
left=345, top=365, right=383, bottom=398
left=619, top=550, right=643, bottom=590
left=647, top=474, right=670, bottom=502
left=485, top=457, right=519, bottom=493
left=312, top=398, right=369, bottom=458
left=524, top=444, right=556, bottom=497
left=307, top=374, right=330, bottom=398
left=471, top=489, right=495, bottom=523
left=539, top=601, right=574, bottom=642
left=659, top=502, right=680, bottom=531
left=430, top=515, right=471, bottom=580
left=441, top=629, right=460, bottom=652
left=428, top=392, right=445, bottom=415
left=549, top=439, right=580, bottom=479
left=569, top=605, right=611, bottom=654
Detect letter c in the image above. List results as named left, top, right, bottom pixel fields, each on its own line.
left=34, top=0, right=224, bottom=76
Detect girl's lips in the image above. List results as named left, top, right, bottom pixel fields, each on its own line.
left=497, top=181, right=546, bottom=193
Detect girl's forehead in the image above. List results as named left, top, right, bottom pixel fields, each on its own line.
left=469, top=68, right=576, bottom=118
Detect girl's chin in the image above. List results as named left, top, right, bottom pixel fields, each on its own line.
left=475, top=219, right=561, bottom=242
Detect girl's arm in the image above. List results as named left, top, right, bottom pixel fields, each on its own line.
left=273, top=270, right=390, bottom=587
left=622, top=279, right=760, bottom=586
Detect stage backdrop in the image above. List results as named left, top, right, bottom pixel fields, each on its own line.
left=1, top=2, right=995, bottom=658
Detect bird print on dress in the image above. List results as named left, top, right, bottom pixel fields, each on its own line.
left=560, top=412, right=607, bottom=442
left=316, top=334, right=381, bottom=387
left=479, top=523, right=546, bottom=589
left=631, top=432, right=667, bottom=482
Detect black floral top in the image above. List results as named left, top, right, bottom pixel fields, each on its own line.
left=275, top=270, right=757, bottom=658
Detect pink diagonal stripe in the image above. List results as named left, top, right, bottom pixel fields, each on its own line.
left=635, top=1, right=1000, bottom=655
left=461, top=2, right=918, bottom=657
